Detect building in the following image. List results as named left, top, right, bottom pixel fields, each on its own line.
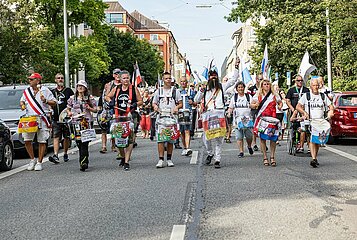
left=103, top=1, right=185, bottom=81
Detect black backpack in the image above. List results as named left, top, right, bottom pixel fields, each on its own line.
left=234, top=92, right=250, bottom=106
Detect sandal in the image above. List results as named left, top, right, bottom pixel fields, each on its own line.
left=99, top=147, right=107, bottom=154
left=263, top=158, right=270, bottom=166
left=270, top=157, right=276, bottom=167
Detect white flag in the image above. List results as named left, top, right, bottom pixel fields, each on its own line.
left=298, top=51, right=316, bottom=82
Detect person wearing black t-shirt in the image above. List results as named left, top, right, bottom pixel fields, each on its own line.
left=49, top=73, right=74, bottom=164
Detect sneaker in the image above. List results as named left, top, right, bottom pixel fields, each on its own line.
left=49, top=154, right=60, bottom=164
left=167, top=160, right=174, bottom=167
left=205, top=155, right=213, bottom=165
left=238, top=152, right=244, bottom=158
left=253, top=145, right=259, bottom=151
left=156, top=160, right=165, bottom=168
left=80, top=163, right=88, bottom=172
left=133, top=142, right=138, bottom=148
left=175, top=143, right=182, bottom=149
left=118, top=158, right=125, bottom=167
left=310, top=159, right=318, bottom=168
left=63, top=154, right=69, bottom=162
left=214, top=161, right=221, bottom=168
left=100, top=147, right=107, bottom=154
left=123, top=163, right=130, bottom=171
left=181, top=149, right=187, bottom=156
left=316, top=159, right=320, bottom=165
left=34, top=162, right=43, bottom=171
left=248, top=147, right=254, bottom=155
left=27, top=160, right=36, bottom=171
left=186, top=149, right=193, bottom=156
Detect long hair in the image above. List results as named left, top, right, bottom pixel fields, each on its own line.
left=257, top=79, right=279, bottom=98
left=75, top=87, right=93, bottom=107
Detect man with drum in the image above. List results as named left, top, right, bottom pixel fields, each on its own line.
left=296, top=78, right=334, bottom=168
left=105, top=70, right=142, bottom=171
left=227, top=81, right=254, bottom=158
left=49, top=73, right=74, bottom=164
left=99, top=68, right=121, bottom=154
left=178, top=76, right=195, bottom=156
left=20, top=73, right=57, bottom=171
left=152, top=72, right=182, bottom=168
left=194, top=66, right=238, bottom=168
left=286, top=75, right=309, bottom=153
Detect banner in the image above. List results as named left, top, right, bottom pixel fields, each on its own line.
left=202, top=109, right=226, bottom=140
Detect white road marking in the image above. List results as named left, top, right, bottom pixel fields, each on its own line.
left=325, top=146, right=357, bottom=163
left=195, top=132, right=202, bottom=138
left=190, top=151, right=198, bottom=165
left=0, top=138, right=102, bottom=180
left=170, top=225, right=186, bottom=240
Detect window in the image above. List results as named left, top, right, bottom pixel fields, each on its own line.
left=138, top=34, right=145, bottom=40
left=150, top=34, right=159, bottom=41
left=105, top=13, right=123, bottom=24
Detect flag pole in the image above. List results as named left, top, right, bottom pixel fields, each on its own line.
left=326, top=7, right=333, bottom=91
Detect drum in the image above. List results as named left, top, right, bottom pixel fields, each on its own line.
left=69, top=117, right=95, bottom=142
left=178, top=109, right=191, bottom=125
left=97, top=109, right=112, bottom=130
left=310, top=119, right=330, bottom=144
left=156, top=114, right=180, bottom=143
left=18, top=115, right=39, bottom=133
left=257, top=116, right=280, bottom=141
left=110, top=116, right=134, bottom=148
left=235, top=115, right=253, bottom=130
left=201, top=109, right=226, bottom=140
left=58, top=109, right=68, bottom=123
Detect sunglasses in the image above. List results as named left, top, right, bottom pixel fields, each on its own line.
left=263, top=83, right=270, bottom=86
left=296, top=80, right=303, bottom=82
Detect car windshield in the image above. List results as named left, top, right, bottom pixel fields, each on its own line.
left=0, top=89, right=24, bottom=110
left=340, top=95, right=357, bottom=107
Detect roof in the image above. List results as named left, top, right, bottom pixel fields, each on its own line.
left=104, top=1, right=126, bottom=12
left=131, top=10, right=168, bottom=31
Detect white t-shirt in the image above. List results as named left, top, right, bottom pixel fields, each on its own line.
left=20, top=86, right=56, bottom=116
left=298, top=92, right=331, bottom=119
left=229, top=93, right=251, bottom=118
left=152, top=87, right=181, bottom=110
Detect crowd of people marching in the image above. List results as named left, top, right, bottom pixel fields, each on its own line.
left=18, top=59, right=334, bottom=172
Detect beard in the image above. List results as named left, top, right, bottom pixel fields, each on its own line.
left=208, top=77, right=219, bottom=90
left=57, top=82, right=64, bottom=87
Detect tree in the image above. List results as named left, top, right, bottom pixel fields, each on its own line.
left=104, top=28, right=164, bottom=86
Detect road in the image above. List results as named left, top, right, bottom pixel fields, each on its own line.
left=0, top=135, right=357, bottom=240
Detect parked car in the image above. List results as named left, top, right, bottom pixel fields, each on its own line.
left=0, top=119, right=14, bottom=171
left=328, top=91, right=357, bottom=144
left=0, top=85, right=54, bottom=154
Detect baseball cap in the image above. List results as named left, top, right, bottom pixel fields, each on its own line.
left=112, top=68, right=121, bottom=74
left=76, top=80, right=88, bottom=89
left=28, top=73, right=43, bottom=80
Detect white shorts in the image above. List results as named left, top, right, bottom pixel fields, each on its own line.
left=22, top=128, right=50, bottom=143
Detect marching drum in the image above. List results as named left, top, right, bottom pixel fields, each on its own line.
left=156, top=109, right=180, bottom=143
left=18, top=115, right=39, bottom=133
left=69, top=115, right=96, bottom=143
left=235, top=113, right=253, bottom=130
left=201, top=109, right=226, bottom=140
left=310, top=119, right=331, bottom=144
left=110, top=116, right=133, bottom=148
left=178, top=109, right=191, bottom=125
left=257, top=116, right=281, bottom=141
left=97, top=109, right=113, bottom=130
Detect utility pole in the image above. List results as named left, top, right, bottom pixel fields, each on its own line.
left=326, top=7, right=333, bottom=91
left=64, top=0, right=70, bottom=88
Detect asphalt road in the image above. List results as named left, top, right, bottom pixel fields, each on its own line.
left=1, top=135, right=357, bottom=240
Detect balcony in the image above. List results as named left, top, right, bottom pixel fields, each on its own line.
left=149, top=39, right=164, bottom=45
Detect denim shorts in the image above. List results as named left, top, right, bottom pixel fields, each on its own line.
left=235, top=128, right=253, bottom=140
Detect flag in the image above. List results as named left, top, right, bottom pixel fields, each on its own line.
left=298, top=51, right=316, bottom=82
left=186, top=60, right=192, bottom=79
left=134, top=61, right=142, bottom=87
left=240, top=54, right=252, bottom=84
left=261, top=44, right=269, bottom=78
left=201, top=67, right=208, bottom=81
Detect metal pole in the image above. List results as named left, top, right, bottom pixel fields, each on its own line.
left=326, top=7, right=333, bottom=91
left=64, top=0, right=70, bottom=88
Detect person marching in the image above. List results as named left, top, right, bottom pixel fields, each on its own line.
left=49, top=73, right=74, bottom=164
left=296, top=78, right=334, bottom=168
left=251, top=79, right=282, bottom=167
left=194, top=66, right=238, bottom=168
left=105, top=70, right=142, bottom=171
left=152, top=72, right=182, bottom=168
left=66, top=80, right=97, bottom=171
left=99, top=68, right=121, bottom=154
left=189, top=84, right=198, bottom=138
left=139, top=89, right=152, bottom=139
left=227, top=81, right=254, bottom=158
left=178, top=76, right=195, bottom=156
left=248, top=74, right=263, bottom=151
left=20, top=73, right=57, bottom=171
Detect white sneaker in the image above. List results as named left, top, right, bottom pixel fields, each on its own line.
left=156, top=160, right=165, bottom=168
left=181, top=149, right=187, bottom=156
left=186, top=149, right=193, bottom=156
left=34, top=162, right=43, bottom=171
left=27, top=160, right=36, bottom=171
left=167, top=160, right=174, bottom=167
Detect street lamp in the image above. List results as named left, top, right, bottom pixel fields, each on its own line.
left=63, top=0, right=70, bottom=88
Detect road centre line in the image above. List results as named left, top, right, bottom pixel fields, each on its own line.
left=190, top=151, right=198, bottom=164
left=0, top=138, right=102, bottom=180
left=170, top=225, right=186, bottom=240
left=325, top=146, right=357, bottom=163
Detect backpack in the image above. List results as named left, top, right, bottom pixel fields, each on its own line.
left=306, top=92, right=326, bottom=118
left=158, top=87, right=177, bottom=105
left=234, top=92, right=250, bottom=107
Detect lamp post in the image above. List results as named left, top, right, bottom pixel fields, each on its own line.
left=63, top=0, right=70, bottom=88
left=326, top=7, right=333, bottom=91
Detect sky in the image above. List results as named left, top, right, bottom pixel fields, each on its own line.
left=116, top=0, right=240, bottom=75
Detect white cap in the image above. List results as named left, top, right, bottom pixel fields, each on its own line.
left=76, top=80, right=88, bottom=89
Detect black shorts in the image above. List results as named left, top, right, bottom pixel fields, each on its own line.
left=52, top=121, right=70, bottom=139
left=226, top=115, right=233, bottom=125
left=276, top=113, right=284, bottom=122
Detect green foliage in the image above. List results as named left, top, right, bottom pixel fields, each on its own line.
left=228, top=0, right=357, bottom=91
left=105, top=28, right=164, bottom=86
